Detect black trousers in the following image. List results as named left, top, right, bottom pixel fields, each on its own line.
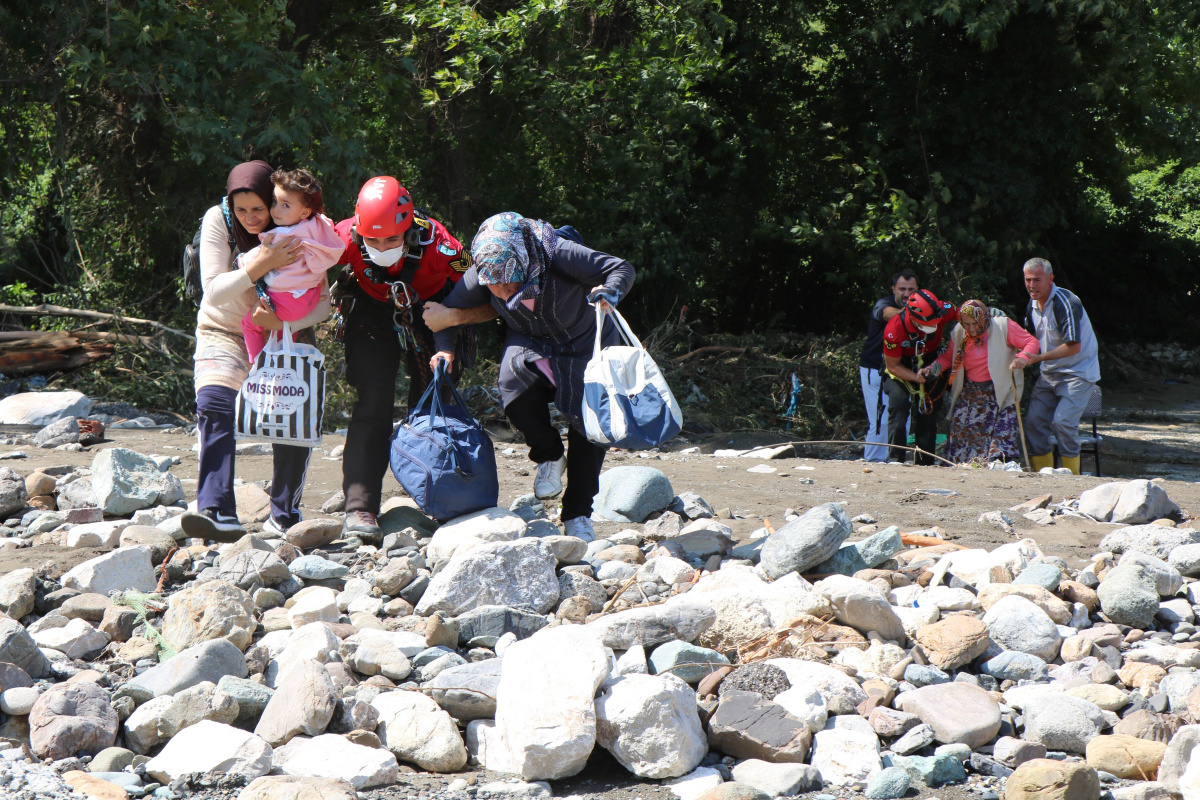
left=342, top=297, right=459, bottom=515
left=883, top=375, right=944, bottom=466
left=503, top=376, right=607, bottom=521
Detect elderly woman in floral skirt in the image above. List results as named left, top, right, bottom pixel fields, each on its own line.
left=921, top=300, right=1040, bottom=464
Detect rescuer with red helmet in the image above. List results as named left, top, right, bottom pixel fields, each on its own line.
left=880, top=288, right=960, bottom=465
left=332, top=176, right=494, bottom=540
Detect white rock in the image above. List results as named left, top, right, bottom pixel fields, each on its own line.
left=772, top=685, right=828, bottom=733
left=254, top=659, right=337, bottom=746
left=594, top=673, right=707, bottom=779
left=0, top=391, right=91, bottom=425
left=372, top=689, right=467, bottom=772
left=982, top=594, right=1062, bottom=662
left=0, top=686, right=39, bottom=715
left=815, top=575, right=906, bottom=642
left=124, top=696, right=176, bottom=754
left=894, top=604, right=941, bottom=639
left=341, top=629, right=413, bottom=681
left=493, top=625, right=610, bottom=780
left=64, top=520, right=130, bottom=549
left=61, top=546, right=156, bottom=594
left=288, top=588, right=339, bottom=629
left=30, top=617, right=109, bottom=659
left=1079, top=482, right=1126, bottom=521
left=144, top=719, right=272, bottom=782
left=426, top=507, right=527, bottom=563
left=637, top=556, right=696, bottom=586
left=614, top=645, right=648, bottom=676
left=1119, top=550, right=1184, bottom=597
left=916, top=586, right=979, bottom=612
left=1112, top=479, right=1182, bottom=525
left=336, top=579, right=373, bottom=613
left=274, top=732, right=399, bottom=789
left=664, top=766, right=724, bottom=800
left=265, top=622, right=341, bottom=688
left=766, top=658, right=867, bottom=715
left=810, top=726, right=882, bottom=789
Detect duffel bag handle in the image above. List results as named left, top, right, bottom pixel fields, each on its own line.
left=592, top=302, right=644, bottom=358
left=426, top=360, right=474, bottom=479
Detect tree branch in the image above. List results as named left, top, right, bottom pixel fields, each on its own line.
left=0, top=304, right=194, bottom=340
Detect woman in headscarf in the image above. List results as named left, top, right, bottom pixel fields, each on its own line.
left=179, top=160, right=332, bottom=542
left=920, top=300, right=1040, bottom=464
left=429, top=212, right=635, bottom=541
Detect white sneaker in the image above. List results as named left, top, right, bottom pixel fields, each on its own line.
left=262, top=517, right=290, bottom=538
left=534, top=455, right=567, bottom=499
left=563, top=516, right=595, bottom=542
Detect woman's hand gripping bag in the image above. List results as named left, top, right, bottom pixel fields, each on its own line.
left=389, top=362, right=499, bottom=521
left=582, top=304, right=682, bottom=450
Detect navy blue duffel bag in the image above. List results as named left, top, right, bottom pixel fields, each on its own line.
left=389, top=362, right=498, bottom=521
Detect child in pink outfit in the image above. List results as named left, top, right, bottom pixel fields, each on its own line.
left=241, top=168, right=343, bottom=360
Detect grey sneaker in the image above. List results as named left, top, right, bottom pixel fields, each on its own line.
left=180, top=509, right=246, bottom=543
left=563, top=516, right=595, bottom=542
left=343, top=510, right=381, bottom=539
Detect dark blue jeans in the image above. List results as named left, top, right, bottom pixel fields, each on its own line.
left=195, top=385, right=311, bottom=526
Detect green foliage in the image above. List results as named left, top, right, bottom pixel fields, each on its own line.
left=2, top=0, right=1199, bottom=419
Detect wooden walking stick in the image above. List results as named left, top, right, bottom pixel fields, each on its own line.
left=1012, top=368, right=1032, bottom=472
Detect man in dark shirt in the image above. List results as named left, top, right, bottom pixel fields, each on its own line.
left=881, top=289, right=959, bottom=465
left=859, top=271, right=918, bottom=461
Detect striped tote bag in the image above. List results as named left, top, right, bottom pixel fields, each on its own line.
left=235, top=322, right=325, bottom=447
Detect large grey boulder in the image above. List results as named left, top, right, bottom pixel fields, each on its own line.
left=0, top=467, right=29, bottom=518
left=92, top=447, right=184, bottom=515
left=1096, top=563, right=1160, bottom=629
left=254, top=659, right=336, bottom=746
left=123, top=638, right=249, bottom=699
left=1078, top=482, right=1126, bottom=521
left=982, top=594, right=1062, bottom=662
left=812, top=526, right=903, bottom=576
left=1023, top=694, right=1106, bottom=754
left=892, top=682, right=1001, bottom=749
left=759, top=504, right=851, bottom=579
left=415, top=538, right=559, bottom=616
left=0, top=618, right=50, bottom=678
left=1118, top=551, right=1183, bottom=597
left=816, top=575, right=906, bottom=642
left=593, top=467, right=675, bottom=523
left=372, top=690, right=467, bottom=773
left=1111, top=480, right=1182, bottom=524
left=34, top=416, right=80, bottom=448
left=424, top=659, right=503, bottom=721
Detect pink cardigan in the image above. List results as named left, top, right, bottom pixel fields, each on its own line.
left=243, top=214, right=344, bottom=294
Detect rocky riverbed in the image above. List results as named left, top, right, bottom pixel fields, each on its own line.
left=0, top=396, right=1199, bottom=800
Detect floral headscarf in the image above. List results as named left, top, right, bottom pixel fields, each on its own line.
left=959, top=300, right=992, bottom=346
left=471, top=212, right=559, bottom=307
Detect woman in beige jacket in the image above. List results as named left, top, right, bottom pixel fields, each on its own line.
left=180, top=160, right=331, bottom=542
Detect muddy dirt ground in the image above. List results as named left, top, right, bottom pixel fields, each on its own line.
left=1, top=387, right=1198, bottom=799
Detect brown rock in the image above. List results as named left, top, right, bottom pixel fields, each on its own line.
left=28, top=495, right=56, bottom=511
left=63, top=770, right=128, bottom=800
left=238, top=776, right=357, bottom=800
left=28, top=681, right=118, bottom=760
left=423, top=614, right=458, bottom=649
left=915, top=615, right=991, bottom=670
left=862, top=678, right=896, bottom=706
left=1057, top=581, right=1100, bottom=612
left=1085, top=734, right=1166, bottom=780
left=696, top=784, right=770, bottom=800
left=592, top=544, right=645, bottom=565
left=99, top=606, right=138, bottom=643
left=343, top=729, right=383, bottom=748
left=696, top=665, right=733, bottom=698
left=284, top=519, right=342, bottom=550
left=25, top=472, right=57, bottom=497
left=1005, top=758, right=1100, bottom=800
left=1119, top=662, right=1167, bottom=693
left=1060, top=636, right=1097, bottom=663
left=555, top=595, right=592, bottom=623
left=853, top=569, right=896, bottom=586
left=116, top=637, right=158, bottom=663
left=1113, top=710, right=1182, bottom=744
left=1010, top=495, right=1053, bottom=513
left=118, top=526, right=177, bottom=565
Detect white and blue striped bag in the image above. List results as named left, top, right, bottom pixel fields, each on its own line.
left=582, top=304, right=682, bottom=450
left=235, top=322, right=325, bottom=447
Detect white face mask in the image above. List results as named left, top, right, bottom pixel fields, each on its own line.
left=917, top=324, right=937, bottom=334
left=365, top=243, right=406, bottom=267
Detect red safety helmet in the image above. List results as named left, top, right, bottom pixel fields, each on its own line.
left=354, top=176, right=413, bottom=238
left=906, top=289, right=946, bottom=323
